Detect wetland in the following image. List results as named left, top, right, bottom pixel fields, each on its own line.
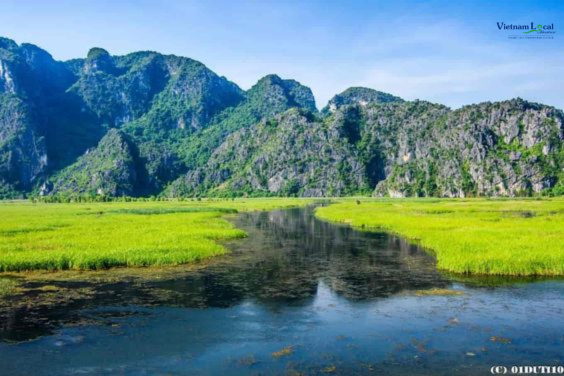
left=0, top=205, right=562, bottom=375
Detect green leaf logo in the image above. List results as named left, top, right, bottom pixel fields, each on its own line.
left=524, top=24, right=543, bottom=34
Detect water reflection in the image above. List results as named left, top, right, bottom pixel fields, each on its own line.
left=0, top=207, right=563, bottom=376
left=185, top=208, right=450, bottom=304
left=0, top=207, right=448, bottom=342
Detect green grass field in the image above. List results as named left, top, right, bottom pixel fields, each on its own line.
left=2, top=197, right=563, bottom=275
left=315, top=198, right=564, bottom=276
left=0, top=198, right=312, bottom=272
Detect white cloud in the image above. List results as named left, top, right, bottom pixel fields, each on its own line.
left=307, top=18, right=564, bottom=109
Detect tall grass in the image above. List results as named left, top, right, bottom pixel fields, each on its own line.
left=315, top=198, right=564, bottom=276
left=0, top=198, right=312, bottom=272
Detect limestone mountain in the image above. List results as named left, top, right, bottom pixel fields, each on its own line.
left=360, top=99, right=563, bottom=197
left=0, top=37, right=54, bottom=195
left=48, top=129, right=141, bottom=196
left=166, top=109, right=368, bottom=197
left=0, top=37, right=247, bottom=197
left=68, top=47, right=244, bottom=132
left=0, top=36, right=562, bottom=198
left=178, top=74, right=317, bottom=170
left=169, top=98, right=563, bottom=197
left=322, top=87, right=403, bottom=114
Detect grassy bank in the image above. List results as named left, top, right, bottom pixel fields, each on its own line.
left=315, top=198, right=564, bottom=276
left=0, top=198, right=311, bottom=272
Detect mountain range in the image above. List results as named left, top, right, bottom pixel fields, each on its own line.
left=1, top=37, right=562, bottom=198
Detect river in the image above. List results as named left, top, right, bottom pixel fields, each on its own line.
left=0, top=206, right=562, bottom=375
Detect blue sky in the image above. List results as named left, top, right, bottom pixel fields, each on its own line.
left=1, top=0, right=562, bottom=109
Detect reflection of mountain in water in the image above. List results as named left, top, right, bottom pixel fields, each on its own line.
left=0, top=207, right=448, bottom=342
left=168, top=207, right=449, bottom=305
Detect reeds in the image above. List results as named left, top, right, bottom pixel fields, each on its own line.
left=315, top=198, right=564, bottom=276
left=0, top=198, right=311, bottom=272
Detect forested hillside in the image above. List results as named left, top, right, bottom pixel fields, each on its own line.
left=1, top=37, right=562, bottom=198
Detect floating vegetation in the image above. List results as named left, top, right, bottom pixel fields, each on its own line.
left=271, top=346, right=294, bottom=358
left=415, top=288, right=465, bottom=296
left=322, top=365, right=337, bottom=373
left=36, top=285, right=59, bottom=292
left=0, top=278, right=18, bottom=297
left=490, top=336, right=512, bottom=344
left=411, top=339, right=429, bottom=353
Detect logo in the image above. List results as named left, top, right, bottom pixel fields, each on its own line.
left=497, top=22, right=556, bottom=39
left=524, top=24, right=542, bottom=33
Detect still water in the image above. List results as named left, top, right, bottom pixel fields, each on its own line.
left=0, top=207, right=562, bottom=375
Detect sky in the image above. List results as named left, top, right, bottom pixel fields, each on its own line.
left=0, top=0, right=563, bottom=109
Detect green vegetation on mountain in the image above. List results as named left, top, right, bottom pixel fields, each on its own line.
left=316, top=198, right=564, bottom=276
left=167, top=108, right=369, bottom=197
left=49, top=129, right=141, bottom=196
left=0, top=37, right=562, bottom=199
left=321, top=86, right=403, bottom=114
left=177, top=74, right=317, bottom=170
left=0, top=94, right=45, bottom=196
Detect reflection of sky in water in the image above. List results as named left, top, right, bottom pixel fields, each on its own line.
left=0, top=207, right=562, bottom=375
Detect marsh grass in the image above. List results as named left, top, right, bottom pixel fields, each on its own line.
left=0, top=198, right=311, bottom=272
left=0, top=278, right=18, bottom=296
left=315, top=198, right=564, bottom=276
left=414, top=288, right=464, bottom=296
left=108, top=207, right=238, bottom=215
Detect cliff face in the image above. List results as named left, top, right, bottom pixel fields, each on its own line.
left=70, top=48, right=245, bottom=131
left=167, top=99, right=563, bottom=198
left=0, top=95, right=47, bottom=196
left=49, top=129, right=140, bottom=196
left=365, top=99, right=563, bottom=197
left=0, top=38, right=249, bottom=197
left=0, top=38, right=50, bottom=196
left=322, top=87, right=404, bottom=114
left=0, top=36, right=562, bottom=198
left=167, top=109, right=368, bottom=197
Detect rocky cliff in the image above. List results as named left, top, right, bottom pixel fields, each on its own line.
left=0, top=36, right=562, bottom=198
left=168, top=99, right=563, bottom=197
left=48, top=129, right=141, bottom=196
left=364, top=99, right=563, bottom=197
